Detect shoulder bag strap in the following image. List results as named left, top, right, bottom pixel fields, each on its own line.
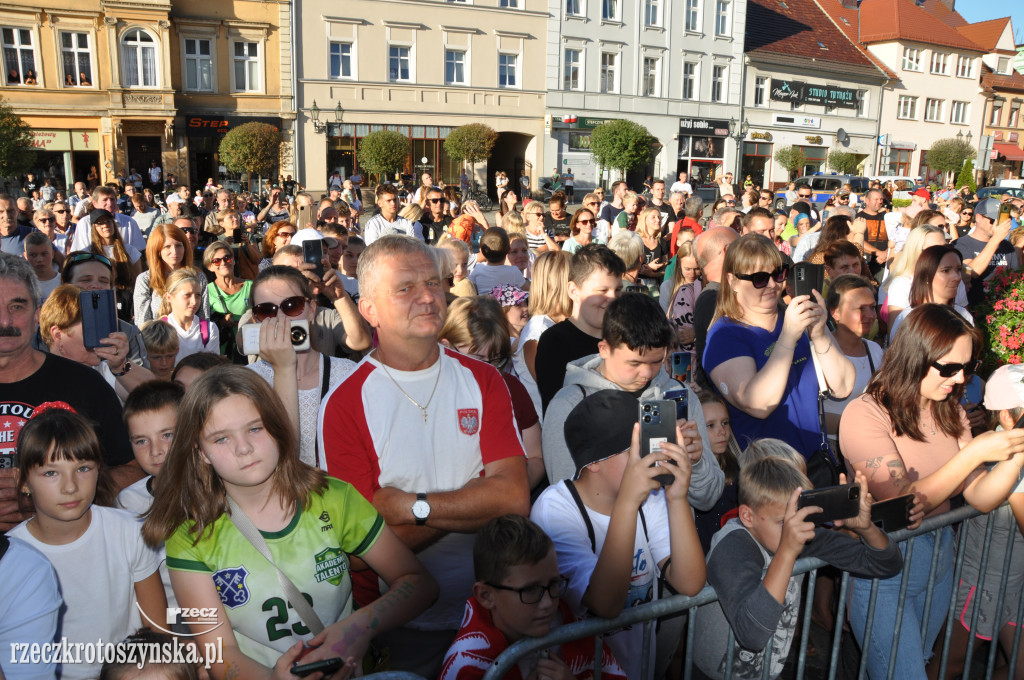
left=564, top=480, right=597, bottom=553
left=862, top=339, right=876, bottom=374
left=225, top=497, right=325, bottom=635
left=313, top=356, right=332, bottom=469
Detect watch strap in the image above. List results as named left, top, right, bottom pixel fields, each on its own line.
left=414, top=492, right=428, bottom=525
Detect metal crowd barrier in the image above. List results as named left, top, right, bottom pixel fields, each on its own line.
left=364, top=502, right=1024, bottom=680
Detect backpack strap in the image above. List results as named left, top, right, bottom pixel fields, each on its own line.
left=314, top=357, right=332, bottom=469
left=862, top=339, right=876, bottom=374
left=564, top=479, right=597, bottom=553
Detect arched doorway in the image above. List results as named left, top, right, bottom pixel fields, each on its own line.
left=488, top=132, right=533, bottom=200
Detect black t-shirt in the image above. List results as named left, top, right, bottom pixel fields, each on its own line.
left=420, top=214, right=452, bottom=244
left=544, top=212, right=572, bottom=239
left=283, top=180, right=297, bottom=197
left=954, top=234, right=1021, bottom=305
left=0, top=353, right=133, bottom=467
left=535, top=320, right=602, bottom=414
left=21, top=180, right=38, bottom=197
left=599, top=204, right=624, bottom=225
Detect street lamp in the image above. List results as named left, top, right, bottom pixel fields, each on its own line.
left=310, top=100, right=344, bottom=134
left=731, top=117, right=750, bottom=181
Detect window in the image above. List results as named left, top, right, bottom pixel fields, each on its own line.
left=999, top=57, right=1010, bottom=74
left=715, top=0, right=730, bottom=35
left=330, top=42, right=353, bottom=79
left=991, top=102, right=1003, bottom=126
left=929, top=52, right=948, bottom=75
left=924, top=98, right=943, bottom=122
left=184, top=38, right=212, bottom=91
left=563, top=48, right=581, bottom=90
left=603, top=0, right=619, bottom=20
left=600, top=52, right=618, bottom=93
left=121, top=28, right=157, bottom=87
left=754, top=76, right=767, bottom=107
left=1010, top=105, right=1020, bottom=128
left=500, top=0, right=518, bottom=6
left=956, top=55, right=973, bottom=78
left=566, top=0, right=582, bottom=16
left=950, top=100, right=968, bottom=125
left=856, top=90, right=867, bottom=116
left=389, top=45, right=411, bottom=82
left=642, top=57, right=659, bottom=97
left=897, top=95, right=917, bottom=119
left=445, top=50, right=466, bottom=85
left=902, top=47, right=921, bottom=71
left=498, top=53, right=517, bottom=88
left=233, top=41, right=260, bottom=91
left=686, top=0, right=700, bottom=31
left=644, top=0, right=660, bottom=26
left=60, top=31, right=93, bottom=87
left=712, top=64, right=726, bottom=102
left=1, top=27, right=37, bottom=85
left=682, top=60, right=697, bottom=100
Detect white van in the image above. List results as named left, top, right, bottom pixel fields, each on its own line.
left=997, top=178, right=1024, bottom=189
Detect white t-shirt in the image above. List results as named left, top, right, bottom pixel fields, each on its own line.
left=148, top=166, right=162, bottom=184
left=117, top=476, right=180, bottom=612
left=9, top=506, right=162, bottom=680
left=0, top=537, right=62, bottom=680
left=102, top=242, right=142, bottom=264
left=512, top=314, right=556, bottom=416
left=670, top=181, right=693, bottom=195
left=884, top=275, right=968, bottom=312
left=824, top=340, right=884, bottom=433
left=531, top=482, right=671, bottom=680
left=249, top=355, right=356, bottom=466
left=468, top=263, right=527, bottom=293
left=37, top=272, right=62, bottom=303
left=363, top=214, right=418, bottom=244
left=167, top=314, right=220, bottom=362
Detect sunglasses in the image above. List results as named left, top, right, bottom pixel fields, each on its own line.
left=180, top=227, right=197, bottom=235
left=931, top=359, right=981, bottom=378
left=211, top=255, right=233, bottom=266
left=798, top=194, right=812, bottom=199
left=962, top=212, right=973, bottom=216
left=733, top=264, right=790, bottom=289
left=277, top=231, right=296, bottom=238
left=252, top=295, right=307, bottom=322
left=576, top=219, right=594, bottom=225
left=66, top=252, right=112, bottom=268
left=724, top=200, right=736, bottom=205
left=37, top=217, right=54, bottom=223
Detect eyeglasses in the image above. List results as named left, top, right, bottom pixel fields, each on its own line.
left=798, top=194, right=812, bottom=199
left=576, top=219, right=594, bottom=225
left=211, top=255, right=233, bottom=266
left=484, top=576, right=570, bottom=604
left=37, top=217, right=54, bottom=223
left=180, top=227, right=197, bottom=235
left=931, top=359, right=981, bottom=378
left=277, top=231, right=296, bottom=238
left=66, top=252, right=112, bottom=268
left=428, top=198, right=443, bottom=204
left=724, top=200, right=736, bottom=205
left=962, top=212, right=973, bottom=216
left=252, top=295, right=307, bottom=322
left=733, top=264, right=790, bottom=289
left=759, top=196, right=771, bottom=201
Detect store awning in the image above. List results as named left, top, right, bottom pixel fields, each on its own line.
left=993, top=143, right=1024, bottom=161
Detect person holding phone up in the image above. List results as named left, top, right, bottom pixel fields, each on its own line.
left=839, top=304, right=1024, bottom=680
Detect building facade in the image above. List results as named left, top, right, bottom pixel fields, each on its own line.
left=168, top=0, right=294, bottom=191
left=1, top=0, right=176, bottom=192
left=544, top=0, right=745, bottom=194
left=295, top=0, right=547, bottom=196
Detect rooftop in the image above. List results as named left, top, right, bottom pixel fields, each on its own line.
left=855, top=0, right=984, bottom=52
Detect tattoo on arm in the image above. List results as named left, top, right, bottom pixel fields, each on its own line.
left=887, top=458, right=909, bottom=491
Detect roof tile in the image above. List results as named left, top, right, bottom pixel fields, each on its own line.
left=955, top=17, right=1010, bottom=51
left=745, top=0, right=878, bottom=71
left=856, top=0, right=985, bottom=51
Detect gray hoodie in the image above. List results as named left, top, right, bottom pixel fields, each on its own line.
left=542, top=353, right=725, bottom=511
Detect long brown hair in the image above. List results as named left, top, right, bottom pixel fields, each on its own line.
left=261, top=221, right=296, bottom=258
left=89, top=215, right=134, bottom=289
left=142, top=366, right=326, bottom=547
left=865, top=303, right=980, bottom=441
left=145, top=223, right=194, bottom=296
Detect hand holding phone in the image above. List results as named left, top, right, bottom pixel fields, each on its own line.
left=870, top=494, right=915, bottom=533
left=639, top=400, right=677, bottom=486
left=291, top=658, right=347, bottom=678
left=79, top=290, right=118, bottom=349
left=797, top=483, right=860, bottom=525
left=303, top=240, right=326, bottom=279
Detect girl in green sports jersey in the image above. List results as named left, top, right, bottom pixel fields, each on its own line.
left=143, top=366, right=438, bottom=680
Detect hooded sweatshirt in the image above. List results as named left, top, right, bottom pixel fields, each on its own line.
left=541, top=353, right=724, bottom=511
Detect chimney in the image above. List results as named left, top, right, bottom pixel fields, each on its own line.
left=941, top=0, right=955, bottom=10
left=838, top=0, right=860, bottom=8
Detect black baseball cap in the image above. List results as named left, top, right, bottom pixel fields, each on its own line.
left=88, top=208, right=116, bottom=225
left=564, top=390, right=638, bottom=480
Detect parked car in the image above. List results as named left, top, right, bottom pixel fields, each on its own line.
left=773, top=175, right=871, bottom=210
left=976, top=186, right=1024, bottom=201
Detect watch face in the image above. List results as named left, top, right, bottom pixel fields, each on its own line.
left=412, top=500, right=430, bottom=520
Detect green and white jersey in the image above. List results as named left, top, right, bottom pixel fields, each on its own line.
left=166, top=477, right=384, bottom=666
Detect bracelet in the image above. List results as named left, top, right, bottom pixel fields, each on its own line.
left=111, top=361, right=132, bottom=377
left=813, top=340, right=833, bottom=355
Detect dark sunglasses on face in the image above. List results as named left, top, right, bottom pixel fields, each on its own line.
left=180, top=227, right=197, bottom=235
left=252, top=295, right=307, bottom=322
left=428, top=198, right=443, bottom=204
left=734, top=264, right=790, bottom=289
left=576, top=219, right=594, bottom=225
left=931, top=359, right=981, bottom=378
left=278, top=231, right=295, bottom=238
left=211, top=255, right=233, bottom=266
left=798, top=194, right=812, bottom=199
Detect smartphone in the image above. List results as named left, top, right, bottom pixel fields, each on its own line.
left=791, top=262, right=825, bottom=299
left=0, top=452, right=17, bottom=468
left=291, top=658, right=346, bottom=678
left=302, top=240, right=325, bottom=278
left=670, top=352, right=691, bottom=384
left=797, top=483, right=860, bottom=524
left=240, top=319, right=311, bottom=355
left=664, top=388, right=689, bottom=421
left=639, top=399, right=677, bottom=486
left=1014, top=411, right=1024, bottom=429
left=870, top=494, right=915, bottom=533
left=232, top=227, right=244, bottom=243
left=998, top=202, right=1013, bottom=227
left=296, top=204, right=312, bottom=229
left=79, top=289, right=118, bottom=349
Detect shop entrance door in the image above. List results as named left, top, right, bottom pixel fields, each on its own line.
left=126, top=136, right=162, bottom=176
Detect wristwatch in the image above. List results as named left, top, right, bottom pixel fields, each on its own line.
left=411, top=493, right=431, bottom=526
left=111, top=361, right=132, bottom=377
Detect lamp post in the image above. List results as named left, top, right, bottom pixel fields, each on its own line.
left=310, top=100, right=344, bottom=135
left=731, top=117, right=750, bottom=182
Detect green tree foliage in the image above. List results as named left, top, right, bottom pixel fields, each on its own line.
left=357, top=130, right=410, bottom=184
left=956, top=158, right=977, bottom=192
left=0, top=98, right=35, bottom=178
left=444, top=123, right=498, bottom=193
left=588, top=120, right=655, bottom=176
left=773, top=146, right=807, bottom=179
left=924, top=138, right=974, bottom=175
left=218, top=122, right=282, bottom=191
left=827, top=149, right=860, bottom=175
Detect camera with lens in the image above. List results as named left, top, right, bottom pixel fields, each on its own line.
left=240, top=319, right=311, bottom=355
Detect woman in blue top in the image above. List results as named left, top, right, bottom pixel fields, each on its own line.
left=702, top=234, right=855, bottom=461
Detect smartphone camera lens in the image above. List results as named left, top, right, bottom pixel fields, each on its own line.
left=850, top=487, right=860, bottom=500
left=643, top=415, right=652, bottom=423
left=643, top=404, right=652, bottom=412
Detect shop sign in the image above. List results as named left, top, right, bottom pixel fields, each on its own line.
left=750, top=131, right=773, bottom=141
left=184, top=115, right=282, bottom=137
left=72, top=130, right=98, bottom=151
left=773, top=114, right=821, bottom=129
left=29, top=130, right=72, bottom=152
left=804, top=135, right=823, bottom=144
left=772, top=79, right=859, bottom=109
left=567, top=130, right=592, bottom=152
left=678, top=118, right=730, bottom=137
left=771, top=79, right=805, bottom=103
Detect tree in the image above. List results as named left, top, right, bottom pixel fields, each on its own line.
left=0, top=98, right=35, bottom=178
left=956, top=157, right=977, bottom=192
left=924, top=137, right=974, bottom=177
left=827, top=149, right=860, bottom=175
left=218, top=122, right=282, bottom=193
left=588, top=119, right=655, bottom=177
left=357, top=130, right=409, bottom=185
left=444, top=123, right=498, bottom=194
left=774, top=146, right=807, bottom=180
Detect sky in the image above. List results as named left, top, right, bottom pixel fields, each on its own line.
left=956, top=1, right=1024, bottom=44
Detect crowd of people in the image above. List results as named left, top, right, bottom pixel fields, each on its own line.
left=0, top=167, right=1022, bottom=680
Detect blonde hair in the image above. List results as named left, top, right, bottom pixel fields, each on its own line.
left=636, top=207, right=662, bottom=239
left=882, top=225, right=946, bottom=294
left=740, top=438, right=808, bottom=473
left=668, top=241, right=698, bottom=301
left=528, top=250, right=573, bottom=319
left=711, top=234, right=783, bottom=326
left=440, top=296, right=512, bottom=368
left=501, top=211, right=525, bottom=234
left=158, top=267, right=205, bottom=317
left=738, top=455, right=812, bottom=511
left=141, top=319, right=179, bottom=355
left=39, top=284, right=83, bottom=347
left=399, top=203, right=424, bottom=223
left=438, top=235, right=470, bottom=260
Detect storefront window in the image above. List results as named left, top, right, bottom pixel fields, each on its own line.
left=798, top=145, right=826, bottom=175
left=742, top=141, right=772, bottom=188
left=677, top=134, right=725, bottom=196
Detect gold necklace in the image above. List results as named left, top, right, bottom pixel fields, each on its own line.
left=376, top=348, right=441, bottom=424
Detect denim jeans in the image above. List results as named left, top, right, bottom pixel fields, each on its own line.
left=849, top=527, right=954, bottom=680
